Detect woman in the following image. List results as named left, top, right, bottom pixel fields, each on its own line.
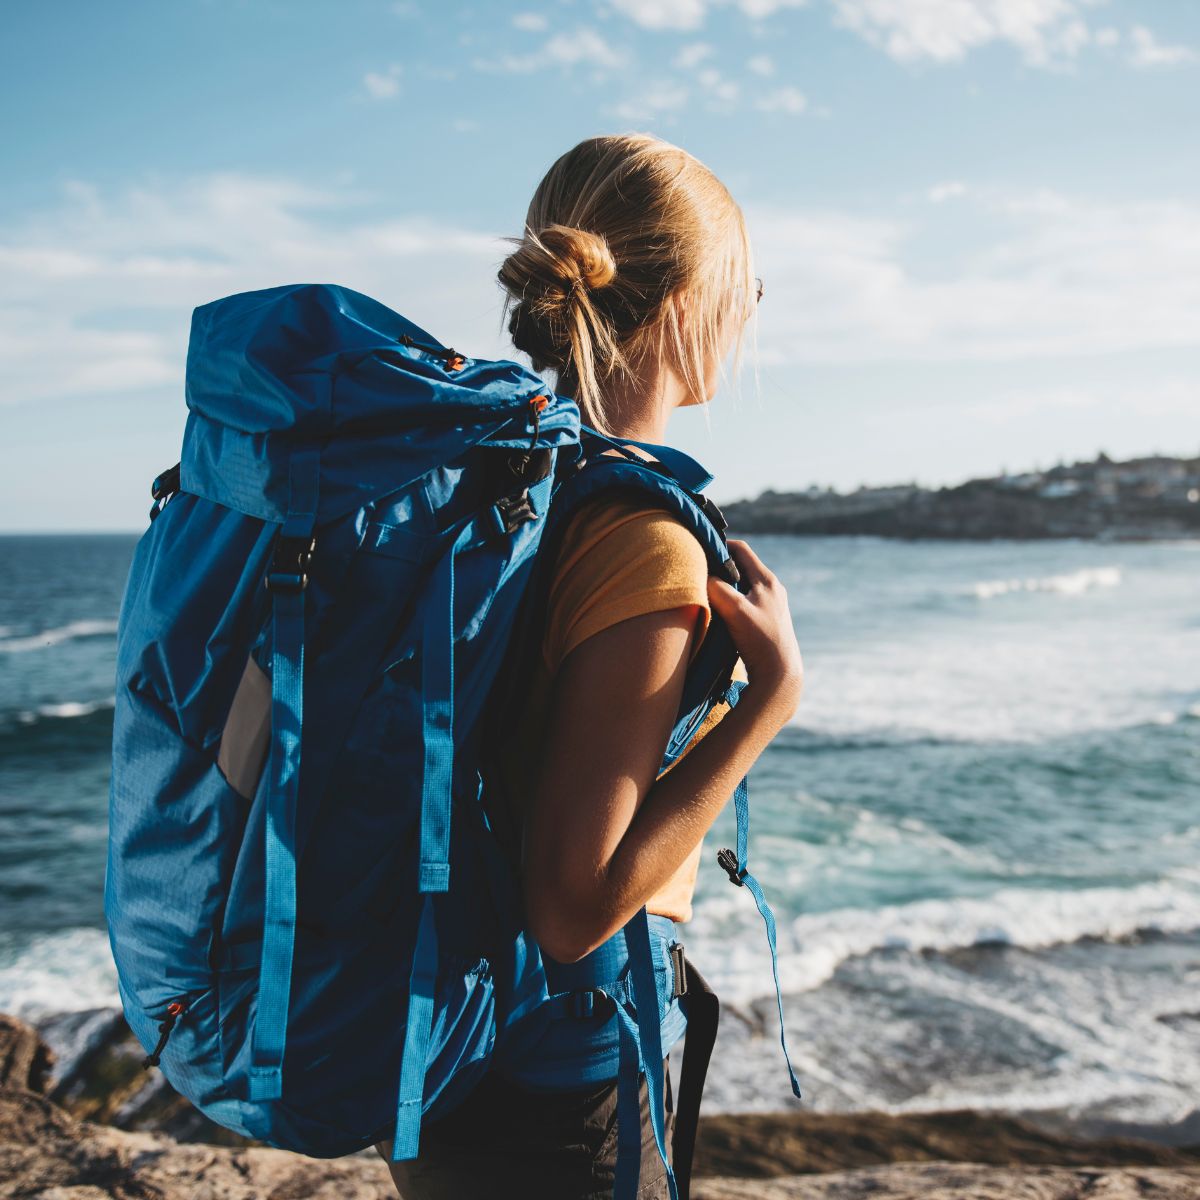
left=376, top=133, right=803, bottom=1198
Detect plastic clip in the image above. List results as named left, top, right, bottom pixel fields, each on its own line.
left=494, top=489, right=536, bottom=533
left=669, top=943, right=688, bottom=997
left=265, top=533, right=317, bottom=594
left=717, top=847, right=746, bottom=887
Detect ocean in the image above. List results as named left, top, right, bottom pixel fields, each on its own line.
left=1, top=532, right=1197, bottom=1136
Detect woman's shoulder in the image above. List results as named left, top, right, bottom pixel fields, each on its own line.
left=544, top=492, right=712, bottom=673
left=557, top=491, right=706, bottom=575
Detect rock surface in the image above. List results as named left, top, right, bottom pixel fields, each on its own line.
left=695, top=1163, right=1200, bottom=1199
left=5, top=1013, right=1200, bottom=1199
left=692, top=1108, right=1200, bottom=1179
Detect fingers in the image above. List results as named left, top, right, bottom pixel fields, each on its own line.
left=706, top=574, right=749, bottom=620
left=725, top=538, right=774, bottom=589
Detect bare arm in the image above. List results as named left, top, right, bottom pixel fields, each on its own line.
left=522, top=538, right=803, bottom=963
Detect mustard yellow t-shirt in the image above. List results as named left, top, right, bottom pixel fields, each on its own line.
left=496, top=490, right=740, bottom=924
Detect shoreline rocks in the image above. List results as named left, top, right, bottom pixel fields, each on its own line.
left=5, top=1012, right=1200, bottom=1199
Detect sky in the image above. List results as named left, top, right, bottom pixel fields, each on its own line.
left=2, top=0, right=1198, bottom=530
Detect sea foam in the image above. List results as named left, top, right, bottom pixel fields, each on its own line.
left=0, top=928, right=119, bottom=1019
left=0, top=619, right=119, bottom=654
left=968, top=566, right=1122, bottom=600
left=690, top=879, right=1200, bottom=1004
left=16, top=697, right=117, bottom=724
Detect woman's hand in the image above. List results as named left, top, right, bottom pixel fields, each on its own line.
left=707, top=538, right=803, bottom=724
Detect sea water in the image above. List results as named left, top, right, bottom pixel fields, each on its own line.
left=0, top=532, right=1196, bottom=1133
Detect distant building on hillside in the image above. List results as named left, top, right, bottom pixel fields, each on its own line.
left=721, top=448, right=1200, bottom=541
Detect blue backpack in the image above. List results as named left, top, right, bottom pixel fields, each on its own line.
left=105, top=282, right=799, bottom=1200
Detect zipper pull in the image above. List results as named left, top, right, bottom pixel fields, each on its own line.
left=141, top=998, right=188, bottom=1069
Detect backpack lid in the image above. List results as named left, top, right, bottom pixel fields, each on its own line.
left=181, top=283, right=579, bottom=523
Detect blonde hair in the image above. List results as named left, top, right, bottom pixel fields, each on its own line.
left=497, top=134, right=755, bottom=436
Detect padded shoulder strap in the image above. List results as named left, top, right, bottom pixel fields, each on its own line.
left=478, top=435, right=745, bottom=857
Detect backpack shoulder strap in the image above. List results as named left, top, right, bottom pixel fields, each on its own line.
left=478, top=429, right=741, bottom=859
left=249, top=446, right=319, bottom=1102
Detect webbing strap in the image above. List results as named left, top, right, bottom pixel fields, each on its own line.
left=610, top=997, right=645, bottom=1200
left=418, top=518, right=477, bottom=895
left=627, top=907, right=678, bottom=1200
left=580, top=426, right=713, bottom=494
left=731, top=774, right=802, bottom=1099
left=671, top=957, right=719, bottom=1200
left=392, top=893, right=439, bottom=1159
left=249, top=449, right=319, bottom=1102
left=392, top=517, right=477, bottom=1159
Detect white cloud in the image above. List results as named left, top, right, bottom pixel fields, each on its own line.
left=543, top=28, right=625, bottom=69
left=7, top=176, right=1199, bottom=414
left=1093, top=26, right=1120, bottom=48
left=0, top=174, right=519, bottom=406
left=754, top=85, right=807, bottom=113
left=928, top=180, right=967, bottom=203
left=1128, top=25, right=1196, bottom=68
left=746, top=186, right=1200, bottom=366
left=512, top=11, right=549, bottom=31
left=674, top=41, right=715, bottom=69
left=697, top=66, right=740, bottom=103
left=610, top=80, right=691, bottom=121
left=480, top=27, right=624, bottom=73
left=738, top=0, right=808, bottom=16
left=605, top=0, right=1135, bottom=69
left=828, top=0, right=1096, bottom=67
left=747, top=53, right=776, bottom=75
left=608, top=0, right=806, bottom=29
left=608, top=0, right=707, bottom=31
left=363, top=65, right=402, bottom=99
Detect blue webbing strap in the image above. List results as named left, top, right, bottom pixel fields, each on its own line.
left=610, top=996, right=645, bottom=1200
left=730, top=773, right=802, bottom=1100
left=580, top=426, right=714, bottom=494
left=392, top=516, right=477, bottom=1160
left=249, top=449, right=319, bottom=1102
left=392, top=892, right=438, bottom=1159
left=626, top=907, right=679, bottom=1200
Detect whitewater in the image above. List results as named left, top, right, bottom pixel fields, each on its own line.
left=1, top=531, right=1197, bottom=1130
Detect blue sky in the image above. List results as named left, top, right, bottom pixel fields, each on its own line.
left=2, top=0, right=1197, bottom=530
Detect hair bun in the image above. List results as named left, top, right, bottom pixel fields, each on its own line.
left=543, top=224, right=617, bottom=291
left=499, top=223, right=617, bottom=303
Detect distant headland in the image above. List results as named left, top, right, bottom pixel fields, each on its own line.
left=722, top=451, right=1200, bottom=540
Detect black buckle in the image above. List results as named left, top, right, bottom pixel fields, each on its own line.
left=569, top=990, right=599, bottom=1019
left=265, top=534, right=316, bottom=593
left=700, top=494, right=728, bottom=533
left=717, top=847, right=746, bottom=887
left=495, top=489, right=537, bottom=532
left=151, top=462, right=181, bottom=502
left=669, top=943, right=688, bottom=998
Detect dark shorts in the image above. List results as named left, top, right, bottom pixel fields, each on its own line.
left=375, top=1061, right=675, bottom=1200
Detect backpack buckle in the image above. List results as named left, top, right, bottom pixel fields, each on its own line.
left=151, top=462, right=181, bottom=502
left=699, top=494, right=728, bottom=533
left=266, top=534, right=317, bottom=593
left=669, top=943, right=688, bottom=998
left=569, top=989, right=600, bottom=1019
left=717, top=847, right=746, bottom=887
left=494, top=488, right=536, bottom=533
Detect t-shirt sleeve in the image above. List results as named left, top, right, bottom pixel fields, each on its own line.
left=543, top=498, right=713, bottom=676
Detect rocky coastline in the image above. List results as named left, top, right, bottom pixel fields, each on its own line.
left=5, top=1010, right=1200, bottom=1198
left=722, top=451, right=1200, bottom=540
